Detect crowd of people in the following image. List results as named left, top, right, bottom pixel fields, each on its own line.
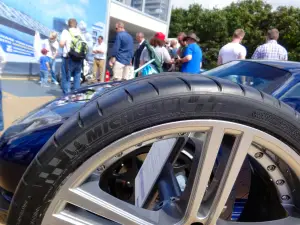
left=107, top=21, right=204, bottom=81
left=108, top=22, right=288, bottom=82
left=39, top=18, right=91, bottom=94
left=38, top=18, right=288, bottom=95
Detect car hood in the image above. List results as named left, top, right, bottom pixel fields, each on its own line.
left=2, top=82, right=120, bottom=139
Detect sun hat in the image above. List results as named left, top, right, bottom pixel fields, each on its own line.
left=184, top=32, right=200, bottom=42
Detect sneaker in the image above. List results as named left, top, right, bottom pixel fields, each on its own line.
left=38, top=81, right=42, bottom=84
left=53, top=81, right=59, bottom=85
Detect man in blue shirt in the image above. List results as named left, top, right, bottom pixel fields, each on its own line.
left=109, top=21, right=134, bottom=81
left=179, top=33, right=202, bottom=74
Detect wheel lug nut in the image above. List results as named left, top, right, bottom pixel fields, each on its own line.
left=158, top=201, right=164, bottom=208
left=254, top=152, right=263, bottom=159
left=276, top=179, right=285, bottom=185
left=267, top=165, right=276, bottom=171
left=115, top=152, right=123, bottom=158
left=170, top=197, right=179, bottom=202
left=281, top=195, right=290, bottom=201
left=98, top=165, right=106, bottom=172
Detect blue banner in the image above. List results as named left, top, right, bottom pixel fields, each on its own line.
left=0, top=0, right=109, bottom=75
left=0, top=31, right=34, bottom=57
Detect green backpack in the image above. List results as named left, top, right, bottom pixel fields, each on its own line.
left=144, top=41, right=163, bottom=73
left=68, top=30, right=88, bottom=61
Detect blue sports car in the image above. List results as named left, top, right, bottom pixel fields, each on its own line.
left=2, top=60, right=300, bottom=225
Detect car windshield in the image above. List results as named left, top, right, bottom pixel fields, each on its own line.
left=202, top=61, right=291, bottom=94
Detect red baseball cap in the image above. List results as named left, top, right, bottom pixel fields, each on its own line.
left=154, top=32, right=165, bottom=41
left=41, top=48, right=48, bottom=55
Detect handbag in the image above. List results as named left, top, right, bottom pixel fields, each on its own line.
left=133, top=59, right=156, bottom=77
left=141, top=63, right=158, bottom=76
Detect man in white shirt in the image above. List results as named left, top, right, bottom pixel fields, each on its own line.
left=45, top=32, right=59, bottom=85
left=218, top=29, right=247, bottom=65
left=59, top=18, right=85, bottom=94
left=92, top=36, right=106, bottom=83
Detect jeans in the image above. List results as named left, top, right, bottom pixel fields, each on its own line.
left=61, top=57, right=82, bottom=94
left=40, top=70, right=49, bottom=84
left=48, top=57, right=57, bottom=83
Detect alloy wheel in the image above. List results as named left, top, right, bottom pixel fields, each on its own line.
left=42, top=120, right=300, bottom=225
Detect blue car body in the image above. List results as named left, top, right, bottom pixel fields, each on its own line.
left=1, top=60, right=300, bottom=195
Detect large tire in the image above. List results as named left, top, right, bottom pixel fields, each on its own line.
left=7, top=74, right=300, bottom=225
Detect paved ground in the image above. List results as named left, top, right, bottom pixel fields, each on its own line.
left=1, top=77, right=62, bottom=133
left=0, top=76, right=62, bottom=224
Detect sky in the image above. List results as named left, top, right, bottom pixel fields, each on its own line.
left=172, top=0, right=300, bottom=9
left=1, top=0, right=107, bottom=29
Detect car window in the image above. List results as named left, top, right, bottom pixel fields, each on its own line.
left=280, top=83, right=300, bottom=99
left=202, top=61, right=291, bottom=94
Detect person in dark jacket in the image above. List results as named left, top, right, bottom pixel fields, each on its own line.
left=109, top=21, right=134, bottom=81
left=133, top=32, right=146, bottom=72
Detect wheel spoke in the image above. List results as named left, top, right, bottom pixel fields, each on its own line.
left=56, top=181, right=157, bottom=225
left=206, top=132, right=254, bottom=225
left=42, top=215, right=77, bottom=225
left=43, top=208, right=118, bottom=225
left=182, top=127, right=225, bottom=224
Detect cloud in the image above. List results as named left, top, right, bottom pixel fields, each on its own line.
left=172, top=0, right=300, bottom=9
left=79, top=0, right=89, bottom=5
left=45, top=3, right=87, bottom=21
left=39, top=0, right=61, bottom=5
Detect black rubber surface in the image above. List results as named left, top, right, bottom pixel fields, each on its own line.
left=7, top=74, right=300, bottom=225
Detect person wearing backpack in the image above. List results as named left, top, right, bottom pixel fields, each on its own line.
left=59, top=18, right=88, bottom=94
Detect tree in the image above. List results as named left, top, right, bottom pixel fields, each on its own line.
left=273, top=6, right=300, bottom=61
left=169, top=8, right=187, bottom=37
left=169, top=0, right=299, bottom=68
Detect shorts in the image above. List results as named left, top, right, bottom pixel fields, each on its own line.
left=112, top=61, right=133, bottom=80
